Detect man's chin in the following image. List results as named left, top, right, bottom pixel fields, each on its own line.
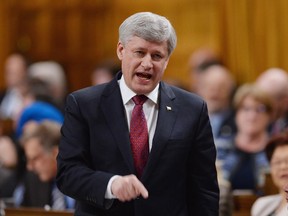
left=39, top=175, right=49, bottom=182
left=133, top=83, right=156, bottom=94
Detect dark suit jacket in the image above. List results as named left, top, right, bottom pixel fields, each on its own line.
left=21, top=171, right=51, bottom=208
left=56, top=73, right=219, bottom=216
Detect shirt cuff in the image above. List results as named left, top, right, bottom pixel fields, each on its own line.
left=105, top=175, right=120, bottom=199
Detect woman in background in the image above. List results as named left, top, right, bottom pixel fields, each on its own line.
left=252, top=132, right=288, bottom=215
left=222, top=83, right=273, bottom=193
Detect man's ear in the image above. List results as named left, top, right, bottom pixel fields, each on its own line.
left=117, top=42, right=124, bottom=60
left=52, top=146, right=59, bottom=158
left=163, top=57, right=170, bottom=71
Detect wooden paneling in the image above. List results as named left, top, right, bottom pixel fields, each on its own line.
left=0, top=0, right=224, bottom=91
left=232, top=192, right=257, bottom=216
left=3, top=0, right=108, bottom=90
left=1, top=0, right=288, bottom=91
left=0, top=0, right=10, bottom=88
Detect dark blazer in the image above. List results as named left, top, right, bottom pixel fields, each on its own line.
left=56, top=73, right=219, bottom=216
left=21, top=171, right=51, bottom=208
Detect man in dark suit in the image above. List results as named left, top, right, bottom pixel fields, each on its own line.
left=56, top=12, right=219, bottom=216
left=0, top=52, right=28, bottom=121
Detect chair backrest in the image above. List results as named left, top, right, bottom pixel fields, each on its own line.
left=232, top=190, right=258, bottom=216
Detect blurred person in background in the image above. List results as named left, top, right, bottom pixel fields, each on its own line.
left=19, top=120, right=74, bottom=210
left=0, top=53, right=29, bottom=200
left=15, top=77, right=64, bottom=139
left=0, top=53, right=28, bottom=122
left=188, top=47, right=222, bottom=92
left=1, top=76, right=64, bottom=207
left=194, top=64, right=237, bottom=160
left=28, top=61, right=68, bottom=112
left=251, top=132, right=288, bottom=216
left=0, top=118, right=19, bottom=199
left=256, top=68, right=288, bottom=135
left=9, top=77, right=64, bottom=207
left=91, top=59, right=120, bottom=86
left=222, top=83, right=273, bottom=193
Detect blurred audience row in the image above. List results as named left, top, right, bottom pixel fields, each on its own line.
left=188, top=48, right=288, bottom=216
left=0, top=53, right=120, bottom=211
left=1, top=49, right=288, bottom=216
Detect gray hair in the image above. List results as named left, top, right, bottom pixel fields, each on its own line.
left=119, top=12, right=177, bottom=56
left=20, top=120, right=61, bottom=152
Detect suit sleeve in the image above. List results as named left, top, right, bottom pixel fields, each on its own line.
left=56, top=94, right=113, bottom=209
left=188, top=101, right=220, bottom=215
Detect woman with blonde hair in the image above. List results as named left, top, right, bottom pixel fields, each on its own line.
left=222, top=83, right=273, bottom=193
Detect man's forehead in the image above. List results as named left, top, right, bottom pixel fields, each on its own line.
left=126, top=37, right=168, bottom=52
left=25, top=137, right=42, bottom=151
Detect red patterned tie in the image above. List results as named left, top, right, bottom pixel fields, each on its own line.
left=130, top=95, right=149, bottom=178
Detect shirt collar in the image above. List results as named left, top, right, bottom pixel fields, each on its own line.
left=119, top=75, right=159, bottom=105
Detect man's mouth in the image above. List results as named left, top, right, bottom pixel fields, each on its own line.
left=280, top=174, right=288, bottom=179
left=136, top=72, right=152, bottom=80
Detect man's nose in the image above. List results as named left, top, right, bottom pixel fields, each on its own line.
left=141, top=55, right=153, bottom=70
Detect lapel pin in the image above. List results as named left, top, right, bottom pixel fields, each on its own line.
left=166, top=106, right=172, bottom=111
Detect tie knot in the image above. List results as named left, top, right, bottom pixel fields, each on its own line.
left=132, top=95, right=147, bottom=105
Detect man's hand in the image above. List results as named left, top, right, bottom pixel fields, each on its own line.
left=111, top=174, right=148, bottom=202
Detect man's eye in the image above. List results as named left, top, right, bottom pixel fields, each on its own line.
left=152, top=54, right=162, bottom=61
left=134, top=51, right=144, bottom=56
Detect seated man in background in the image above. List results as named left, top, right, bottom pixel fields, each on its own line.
left=194, top=64, right=237, bottom=160
left=194, top=64, right=236, bottom=140
left=28, top=61, right=68, bottom=112
left=188, top=47, right=222, bottom=92
left=255, top=68, right=288, bottom=135
left=19, top=120, right=74, bottom=210
left=0, top=52, right=28, bottom=122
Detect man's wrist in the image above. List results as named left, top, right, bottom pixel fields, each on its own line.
left=105, top=175, right=120, bottom=199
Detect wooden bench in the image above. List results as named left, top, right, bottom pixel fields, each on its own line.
left=232, top=190, right=258, bottom=216
left=4, top=207, right=74, bottom=216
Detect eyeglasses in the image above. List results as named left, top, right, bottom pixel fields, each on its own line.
left=26, top=151, right=45, bottom=166
left=270, top=159, right=288, bottom=168
left=238, top=104, right=267, bottom=114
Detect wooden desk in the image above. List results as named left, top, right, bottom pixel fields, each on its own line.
left=232, top=190, right=258, bottom=216
left=4, top=207, right=74, bottom=216
left=263, top=172, right=278, bottom=195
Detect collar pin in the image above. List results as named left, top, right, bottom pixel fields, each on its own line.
left=166, top=106, right=172, bottom=111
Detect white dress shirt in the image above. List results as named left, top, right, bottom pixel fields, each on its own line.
left=105, top=76, right=159, bottom=199
left=0, top=89, right=23, bottom=119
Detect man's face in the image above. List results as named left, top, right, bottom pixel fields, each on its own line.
left=5, top=55, right=26, bottom=88
left=236, top=96, right=271, bottom=136
left=117, top=36, right=170, bottom=94
left=196, top=66, right=233, bottom=114
left=24, top=138, right=57, bottom=182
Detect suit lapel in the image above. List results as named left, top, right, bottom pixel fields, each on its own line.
left=100, top=77, right=178, bottom=178
left=142, top=82, right=177, bottom=182
left=100, top=75, right=135, bottom=174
